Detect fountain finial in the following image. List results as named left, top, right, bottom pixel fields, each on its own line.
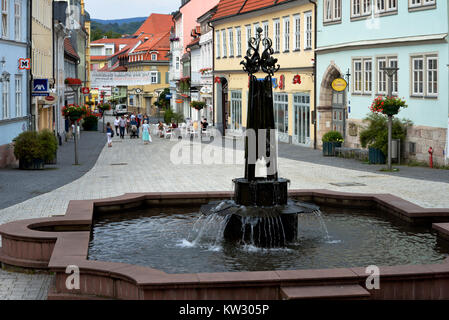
left=240, top=27, right=280, bottom=76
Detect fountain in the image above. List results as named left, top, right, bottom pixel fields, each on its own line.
left=200, top=28, right=320, bottom=247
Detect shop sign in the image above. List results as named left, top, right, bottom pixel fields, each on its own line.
left=331, top=78, right=348, bottom=92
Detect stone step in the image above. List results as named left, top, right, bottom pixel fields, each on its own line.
left=280, top=284, right=370, bottom=300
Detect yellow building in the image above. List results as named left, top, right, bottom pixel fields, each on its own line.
left=211, top=0, right=316, bottom=147
left=32, top=0, right=54, bottom=132
left=127, top=63, right=170, bottom=115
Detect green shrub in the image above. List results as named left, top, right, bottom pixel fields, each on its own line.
left=322, top=131, right=344, bottom=143
left=13, top=131, right=43, bottom=163
left=164, top=108, right=174, bottom=124
left=38, top=129, right=58, bottom=162
left=359, top=113, right=412, bottom=156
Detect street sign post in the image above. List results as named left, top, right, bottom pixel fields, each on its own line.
left=32, top=79, right=49, bottom=96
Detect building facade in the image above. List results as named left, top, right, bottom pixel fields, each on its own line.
left=211, top=0, right=316, bottom=146
left=32, top=0, right=54, bottom=132
left=316, top=0, right=449, bottom=165
left=0, top=0, right=30, bottom=168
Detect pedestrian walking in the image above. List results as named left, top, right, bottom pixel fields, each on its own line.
left=142, top=120, right=152, bottom=145
left=119, top=115, right=126, bottom=139
left=114, top=116, right=120, bottom=135
left=106, top=122, right=113, bottom=147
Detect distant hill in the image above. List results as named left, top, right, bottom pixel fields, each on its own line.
left=90, top=17, right=147, bottom=41
left=92, top=17, right=147, bottom=25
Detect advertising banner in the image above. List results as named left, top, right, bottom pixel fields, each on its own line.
left=91, top=71, right=153, bottom=87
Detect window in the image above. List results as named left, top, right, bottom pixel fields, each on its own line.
left=364, top=59, right=373, bottom=93
left=253, top=22, right=259, bottom=37
left=2, top=79, right=9, bottom=119
left=351, top=0, right=372, bottom=17
left=324, top=0, right=341, bottom=23
left=411, top=54, right=438, bottom=97
left=151, top=53, right=157, bottom=61
left=221, top=29, right=227, bottom=58
left=293, top=14, right=300, bottom=51
left=215, top=30, right=221, bottom=58
left=245, top=25, right=251, bottom=51
left=352, top=58, right=373, bottom=94
left=230, top=91, right=242, bottom=131
left=283, top=17, right=290, bottom=52
left=262, top=21, right=268, bottom=39
left=427, top=56, right=438, bottom=96
left=375, top=0, right=397, bottom=14
left=409, top=0, right=436, bottom=10
left=236, top=27, right=242, bottom=56
left=150, top=71, right=158, bottom=84
left=15, top=75, right=21, bottom=117
left=353, top=60, right=363, bottom=93
left=1, top=0, right=8, bottom=38
left=377, top=58, right=387, bottom=94
left=274, top=93, right=289, bottom=135
left=273, top=19, right=280, bottom=53
left=228, top=28, right=234, bottom=57
left=176, top=56, right=180, bottom=70
left=304, top=12, right=312, bottom=50
left=376, top=56, right=398, bottom=95
left=105, top=48, right=113, bottom=55
left=14, top=0, right=20, bottom=41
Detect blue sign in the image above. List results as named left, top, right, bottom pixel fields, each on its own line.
left=32, top=79, right=49, bottom=96
left=165, top=94, right=172, bottom=99
left=257, top=78, right=277, bottom=88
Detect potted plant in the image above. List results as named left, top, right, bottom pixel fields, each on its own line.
left=62, top=104, right=87, bottom=121
left=360, top=113, right=412, bottom=164
left=97, top=103, right=111, bottom=113
left=322, top=131, right=344, bottom=156
left=82, top=110, right=100, bottom=131
left=370, top=95, right=407, bottom=116
left=179, top=77, right=190, bottom=93
left=190, top=101, right=206, bottom=111
left=39, top=129, right=59, bottom=165
left=13, top=131, right=45, bottom=170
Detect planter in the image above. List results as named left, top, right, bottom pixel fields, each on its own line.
left=322, top=142, right=342, bottom=157
left=369, top=148, right=386, bottom=164
left=45, top=152, right=57, bottom=165
left=19, top=158, right=45, bottom=170
left=82, top=122, right=98, bottom=131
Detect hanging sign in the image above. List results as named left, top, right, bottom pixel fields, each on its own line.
left=331, top=78, right=347, bottom=92
left=18, top=58, right=31, bottom=70
left=279, top=75, right=285, bottom=90
left=81, top=87, right=90, bottom=94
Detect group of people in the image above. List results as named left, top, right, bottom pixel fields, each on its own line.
left=106, top=113, right=152, bottom=147
left=157, top=118, right=209, bottom=138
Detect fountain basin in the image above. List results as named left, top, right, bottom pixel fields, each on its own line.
left=1, top=190, right=449, bottom=300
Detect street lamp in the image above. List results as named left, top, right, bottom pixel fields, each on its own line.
left=380, top=66, right=399, bottom=171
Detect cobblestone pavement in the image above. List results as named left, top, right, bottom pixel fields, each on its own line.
left=0, top=130, right=106, bottom=210
left=1, top=125, right=449, bottom=299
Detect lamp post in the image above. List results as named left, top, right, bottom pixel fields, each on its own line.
left=380, top=66, right=399, bottom=171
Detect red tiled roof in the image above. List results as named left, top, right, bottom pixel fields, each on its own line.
left=134, top=13, right=173, bottom=38
left=64, top=38, right=80, bottom=61
left=212, top=0, right=291, bottom=22
left=91, top=55, right=109, bottom=61
left=187, top=37, right=200, bottom=48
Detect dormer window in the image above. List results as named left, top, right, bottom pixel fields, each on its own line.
left=151, top=53, right=157, bottom=61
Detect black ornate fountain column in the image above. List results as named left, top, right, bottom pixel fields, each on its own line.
left=200, top=28, right=319, bottom=247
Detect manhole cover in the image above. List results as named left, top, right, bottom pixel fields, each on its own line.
left=110, top=163, right=128, bottom=166
left=330, top=182, right=367, bottom=187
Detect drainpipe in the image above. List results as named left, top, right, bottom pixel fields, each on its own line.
left=208, top=20, right=215, bottom=126
left=308, top=0, right=317, bottom=150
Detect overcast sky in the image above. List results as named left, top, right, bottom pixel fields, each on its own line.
left=85, top=0, right=180, bottom=20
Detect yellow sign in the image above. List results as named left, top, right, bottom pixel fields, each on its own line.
left=331, top=78, right=347, bottom=92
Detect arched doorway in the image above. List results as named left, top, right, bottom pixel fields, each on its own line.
left=317, top=63, right=346, bottom=146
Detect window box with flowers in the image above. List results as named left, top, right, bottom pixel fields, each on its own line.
left=65, top=78, right=82, bottom=86
left=179, top=77, right=191, bottom=93
left=199, top=68, right=212, bottom=75
left=170, top=37, right=180, bottom=42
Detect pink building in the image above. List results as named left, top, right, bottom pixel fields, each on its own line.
left=180, top=0, right=220, bottom=53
